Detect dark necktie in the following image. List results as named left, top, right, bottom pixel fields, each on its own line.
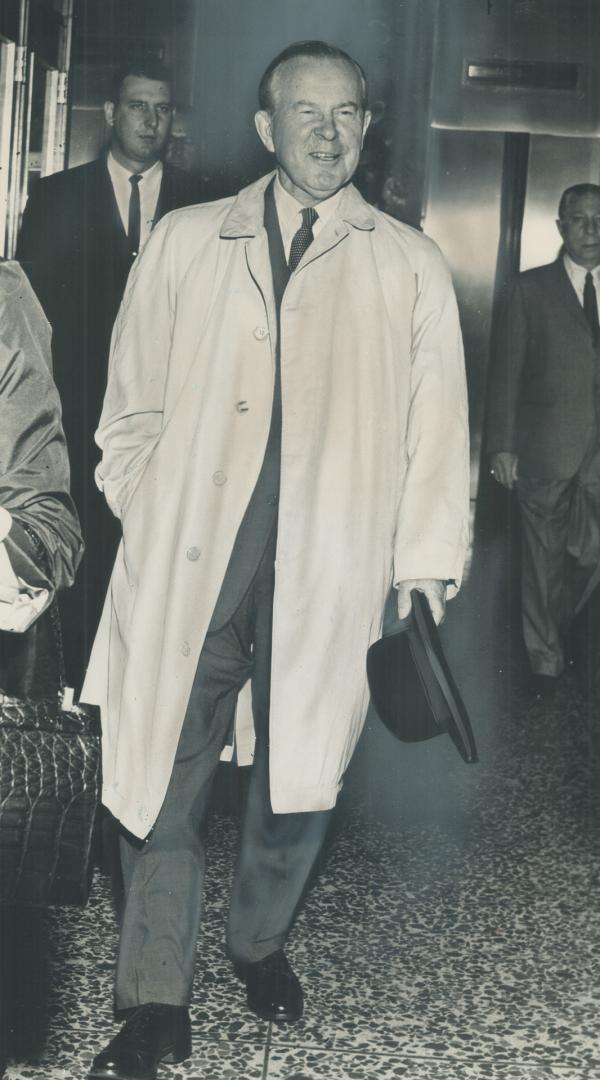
left=583, top=271, right=599, bottom=346
left=128, top=173, right=142, bottom=257
left=288, top=206, right=318, bottom=272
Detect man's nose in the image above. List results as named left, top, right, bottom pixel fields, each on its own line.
left=583, top=216, right=600, bottom=235
left=143, top=107, right=158, bottom=129
left=314, top=114, right=338, bottom=140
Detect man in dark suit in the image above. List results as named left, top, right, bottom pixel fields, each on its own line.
left=487, top=183, right=600, bottom=691
left=16, top=59, right=200, bottom=689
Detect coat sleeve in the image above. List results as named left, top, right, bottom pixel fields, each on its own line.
left=392, top=242, right=470, bottom=596
left=485, top=277, right=528, bottom=456
left=0, top=262, right=83, bottom=592
left=95, top=215, right=177, bottom=519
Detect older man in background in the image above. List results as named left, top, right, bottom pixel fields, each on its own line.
left=488, top=183, right=600, bottom=693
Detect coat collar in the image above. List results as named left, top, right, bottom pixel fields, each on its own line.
left=220, top=171, right=375, bottom=239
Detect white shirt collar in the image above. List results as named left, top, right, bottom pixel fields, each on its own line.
left=106, top=153, right=164, bottom=250
left=107, top=152, right=163, bottom=186
left=273, top=173, right=345, bottom=260
left=563, top=251, right=600, bottom=292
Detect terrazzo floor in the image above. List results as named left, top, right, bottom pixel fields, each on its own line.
left=2, top=663, right=599, bottom=1079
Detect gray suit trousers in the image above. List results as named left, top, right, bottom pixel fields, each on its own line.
left=517, top=445, right=600, bottom=675
left=114, top=531, right=332, bottom=1008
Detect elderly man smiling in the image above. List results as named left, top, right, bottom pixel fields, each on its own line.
left=85, top=40, right=470, bottom=1080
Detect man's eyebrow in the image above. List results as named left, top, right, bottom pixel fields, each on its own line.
left=291, top=99, right=360, bottom=109
left=126, top=98, right=172, bottom=106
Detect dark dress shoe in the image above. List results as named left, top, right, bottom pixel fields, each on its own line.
left=531, top=673, right=560, bottom=701
left=236, top=950, right=303, bottom=1022
left=88, top=1003, right=191, bottom=1080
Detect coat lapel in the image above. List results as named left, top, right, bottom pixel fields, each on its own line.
left=546, top=257, right=593, bottom=339
left=220, top=173, right=277, bottom=325
left=95, top=157, right=130, bottom=262
left=155, top=164, right=175, bottom=223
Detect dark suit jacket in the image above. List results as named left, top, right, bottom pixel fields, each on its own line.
left=16, top=156, right=200, bottom=489
left=15, top=157, right=201, bottom=686
left=486, top=259, right=600, bottom=480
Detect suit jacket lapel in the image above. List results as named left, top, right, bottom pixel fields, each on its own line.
left=155, top=164, right=180, bottom=224
left=95, top=156, right=130, bottom=262
left=547, top=257, right=592, bottom=338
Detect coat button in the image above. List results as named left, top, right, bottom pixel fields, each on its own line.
left=236, top=400, right=249, bottom=413
left=253, top=326, right=269, bottom=341
left=186, top=546, right=200, bottom=561
left=212, top=470, right=227, bottom=485
left=181, top=641, right=191, bottom=657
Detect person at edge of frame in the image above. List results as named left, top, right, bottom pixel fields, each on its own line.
left=0, top=258, right=83, bottom=1078
left=16, top=57, right=201, bottom=695
left=487, top=183, right=600, bottom=699
left=82, top=40, right=470, bottom=1080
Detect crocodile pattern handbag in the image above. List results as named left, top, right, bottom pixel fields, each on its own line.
left=0, top=528, right=101, bottom=906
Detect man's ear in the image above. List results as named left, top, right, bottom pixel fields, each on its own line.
left=361, top=110, right=372, bottom=146
left=254, top=110, right=275, bottom=154
left=104, top=100, right=115, bottom=129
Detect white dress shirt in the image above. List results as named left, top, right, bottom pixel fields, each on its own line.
left=563, top=252, right=600, bottom=306
left=0, top=507, right=48, bottom=632
left=106, top=153, right=163, bottom=250
left=273, top=173, right=344, bottom=262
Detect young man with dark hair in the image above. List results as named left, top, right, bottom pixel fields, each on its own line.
left=16, top=59, right=201, bottom=691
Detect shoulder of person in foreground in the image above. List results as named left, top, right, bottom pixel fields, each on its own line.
left=0, top=260, right=83, bottom=592
left=121, top=189, right=242, bottom=295
left=368, top=202, right=457, bottom=287
left=151, top=188, right=239, bottom=244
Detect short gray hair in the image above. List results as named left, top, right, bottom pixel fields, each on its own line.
left=258, top=40, right=368, bottom=113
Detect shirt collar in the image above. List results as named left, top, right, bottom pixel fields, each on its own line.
left=273, top=173, right=345, bottom=231
left=107, top=151, right=163, bottom=184
left=220, top=171, right=375, bottom=239
left=563, top=251, right=600, bottom=283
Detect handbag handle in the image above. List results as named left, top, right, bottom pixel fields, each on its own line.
left=17, top=520, right=67, bottom=693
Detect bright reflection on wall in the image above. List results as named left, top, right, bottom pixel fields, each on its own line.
left=520, top=135, right=600, bottom=271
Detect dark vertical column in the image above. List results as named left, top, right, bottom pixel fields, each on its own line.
left=491, top=132, right=531, bottom=331
left=377, top=0, right=436, bottom=228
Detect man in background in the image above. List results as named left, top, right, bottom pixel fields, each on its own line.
left=488, top=183, right=600, bottom=693
left=17, top=58, right=200, bottom=690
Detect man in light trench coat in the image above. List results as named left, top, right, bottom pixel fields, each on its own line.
left=84, top=40, right=470, bottom=1080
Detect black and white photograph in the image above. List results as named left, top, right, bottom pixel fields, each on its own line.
left=0, top=1, right=598, bottom=1077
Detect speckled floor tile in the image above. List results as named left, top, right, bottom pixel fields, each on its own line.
left=265, top=1047, right=600, bottom=1078
left=4, top=666, right=600, bottom=1078
left=271, top=928, right=599, bottom=1070
left=4, top=1039, right=267, bottom=1079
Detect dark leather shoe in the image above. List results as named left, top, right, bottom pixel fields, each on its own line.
left=531, top=673, right=560, bottom=701
left=236, top=950, right=303, bottom=1022
left=88, top=1003, right=191, bottom=1080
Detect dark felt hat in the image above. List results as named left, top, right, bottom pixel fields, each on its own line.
left=366, top=589, right=477, bottom=764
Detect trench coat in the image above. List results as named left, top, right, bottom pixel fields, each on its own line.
left=82, top=173, right=470, bottom=839
left=0, top=260, right=82, bottom=593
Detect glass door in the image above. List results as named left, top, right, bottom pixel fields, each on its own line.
left=0, top=37, right=16, bottom=256
left=0, top=0, right=72, bottom=257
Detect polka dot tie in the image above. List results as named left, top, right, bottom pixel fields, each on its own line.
left=288, top=207, right=319, bottom=272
